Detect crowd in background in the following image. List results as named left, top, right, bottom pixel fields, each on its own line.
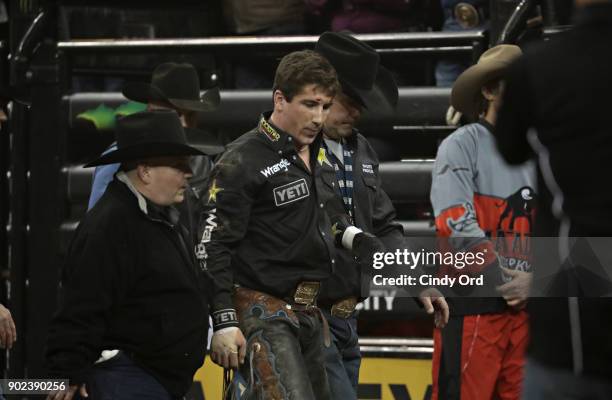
left=57, top=0, right=495, bottom=90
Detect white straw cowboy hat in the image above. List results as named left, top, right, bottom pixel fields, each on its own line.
left=451, top=44, right=522, bottom=119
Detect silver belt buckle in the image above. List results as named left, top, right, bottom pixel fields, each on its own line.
left=293, top=281, right=320, bottom=306
left=331, top=297, right=357, bottom=319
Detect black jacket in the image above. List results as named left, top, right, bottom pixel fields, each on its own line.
left=497, top=5, right=612, bottom=235
left=46, top=177, right=209, bottom=398
left=318, top=131, right=405, bottom=304
left=496, top=4, right=612, bottom=379
left=200, top=113, right=341, bottom=330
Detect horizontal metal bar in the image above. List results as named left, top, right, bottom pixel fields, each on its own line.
left=359, top=337, right=433, bottom=346
left=360, top=346, right=433, bottom=355
left=543, top=25, right=572, bottom=38
left=398, top=158, right=436, bottom=163
left=393, top=126, right=454, bottom=134
left=394, top=126, right=452, bottom=131
left=64, top=87, right=451, bottom=130
left=377, top=46, right=473, bottom=54
left=359, top=337, right=433, bottom=356
left=379, top=160, right=434, bottom=203
left=62, top=165, right=92, bottom=202
left=57, top=31, right=486, bottom=52
left=399, top=220, right=435, bottom=236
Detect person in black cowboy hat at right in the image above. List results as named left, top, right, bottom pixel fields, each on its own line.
left=88, top=62, right=224, bottom=210
left=314, top=32, right=449, bottom=399
left=46, top=111, right=212, bottom=400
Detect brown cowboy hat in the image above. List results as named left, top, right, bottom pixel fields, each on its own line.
left=122, top=62, right=220, bottom=112
left=84, top=110, right=206, bottom=167
left=451, top=44, right=522, bottom=119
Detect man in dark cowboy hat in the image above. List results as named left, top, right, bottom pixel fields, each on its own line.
left=88, top=62, right=223, bottom=209
left=314, top=31, right=449, bottom=399
left=46, top=111, right=211, bottom=400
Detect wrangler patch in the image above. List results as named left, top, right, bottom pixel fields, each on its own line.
left=260, top=158, right=290, bottom=178
left=273, top=178, right=310, bottom=206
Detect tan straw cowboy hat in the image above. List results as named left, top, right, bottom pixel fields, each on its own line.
left=451, top=44, right=522, bottom=119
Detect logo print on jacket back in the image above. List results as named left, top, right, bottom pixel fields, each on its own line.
left=496, top=186, right=537, bottom=233
left=273, top=178, right=310, bottom=206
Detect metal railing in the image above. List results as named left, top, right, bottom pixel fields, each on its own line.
left=57, top=31, right=486, bottom=57
left=63, top=88, right=453, bottom=135
left=359, top=337, right=433, bottom=357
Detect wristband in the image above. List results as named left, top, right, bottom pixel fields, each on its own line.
left=341, top=226, right=363, bottom=250
left=212, top=308, right=239, bottom=330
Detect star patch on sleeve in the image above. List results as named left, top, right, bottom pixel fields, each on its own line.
left=208, top=179, right=224, bottom=204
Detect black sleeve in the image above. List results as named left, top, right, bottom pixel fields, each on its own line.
left=366, top=139, right=405, bottom=250
left=46, top=228, right=130, bottom=383
left=199, top=149, right=255, bottom=330
left=496, top=57, right=534, bottom=165
left=373, top=187, right=406, bottom=250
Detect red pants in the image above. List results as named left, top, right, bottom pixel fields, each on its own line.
left=432, top=310, right=528, bottom=400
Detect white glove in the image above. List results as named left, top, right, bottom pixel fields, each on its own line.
left=210, top=327, right=246, bottom=368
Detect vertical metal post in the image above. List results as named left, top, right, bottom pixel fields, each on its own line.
left=5, top=102, right=29, bottom=380
left=24, top=40, right=63, bottom=379
left=0, top=39, right=8, bottom=378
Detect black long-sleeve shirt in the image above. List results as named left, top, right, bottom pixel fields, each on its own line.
left=318, top=131, right=405, bottom=304
left=199, top=113, right=341, bottom=329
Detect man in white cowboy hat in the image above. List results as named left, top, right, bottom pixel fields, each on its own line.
left=88, top=62, right=223, bottom=209
left=430, top=44, right=536, bottom=400
left=46, top=111, right=211, bottom=400
left=314, top=31, right=449, bottom=399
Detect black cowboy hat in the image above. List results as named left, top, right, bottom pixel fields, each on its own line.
left=84, top=110, right=206, bottom=167
left=315, top=31, right=398, bottom=113
left=184, top=127, right=225, bottom=156
left=122, top=62, right=220, bottom=112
